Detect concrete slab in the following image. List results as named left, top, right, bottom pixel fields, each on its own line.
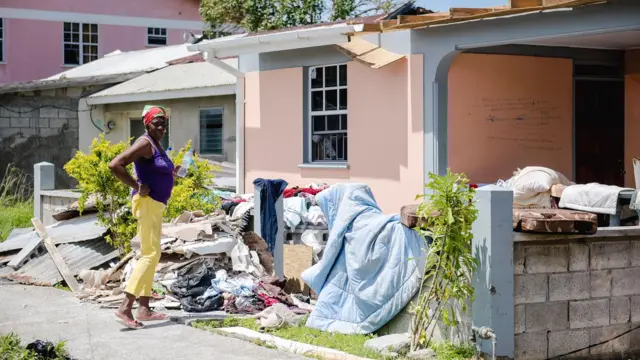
left=0, top=285, right=304, bottom=360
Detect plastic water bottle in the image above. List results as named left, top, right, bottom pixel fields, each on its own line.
left=176, top=150, right=192, bottom=178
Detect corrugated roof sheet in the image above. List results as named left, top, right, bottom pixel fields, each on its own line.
left=0, top=214, right=107, bottom=253
left=45, top=43, right=198, bottom=80
left=4, top=238, right=119, bottom=286
left=88, top=60, right=237, bottom=99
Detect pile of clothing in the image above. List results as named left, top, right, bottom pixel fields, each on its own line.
left=283, top=183, right=330, bottom=229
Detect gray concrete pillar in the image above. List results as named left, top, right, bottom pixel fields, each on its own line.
left=33, top=162, right=55, bottom=220
left=254, top=184, right=285, bottom=280
left=471, top=185, right=514, bottom=358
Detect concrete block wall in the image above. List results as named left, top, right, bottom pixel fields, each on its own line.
left=514, top=238, right=640, bottom=359
left=0, top=86, right=110, bottom=189
left=41, top=190, right=81, bottom=226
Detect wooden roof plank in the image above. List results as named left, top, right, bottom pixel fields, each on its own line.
left=510, top=0, right=543, bottom=8
left=383, top=0, right=610, bottom=31
left=449, top=7, right=504, bottom=17
left=397, top=13, right=451, bottom=25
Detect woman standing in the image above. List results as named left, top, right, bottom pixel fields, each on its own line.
left=108, top=105, right=180, bottom=329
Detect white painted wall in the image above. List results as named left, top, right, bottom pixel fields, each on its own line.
left=79, top=95, right=237, bottom=163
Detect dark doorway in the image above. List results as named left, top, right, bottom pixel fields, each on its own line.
left=574, top=67, right=625, bottom=186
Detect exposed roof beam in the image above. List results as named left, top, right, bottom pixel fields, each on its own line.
left=510, top=0, right=543, bottom=8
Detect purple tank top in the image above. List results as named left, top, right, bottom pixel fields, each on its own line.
left=131, top=134, right=175, bottom=205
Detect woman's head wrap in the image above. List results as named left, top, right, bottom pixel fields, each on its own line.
left=141, top=105, right=167, bottom=125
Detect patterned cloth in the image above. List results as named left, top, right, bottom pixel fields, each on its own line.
left=141, top=105, right=167, bottom=125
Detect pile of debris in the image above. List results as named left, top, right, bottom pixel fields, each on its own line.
left=0, top=200, right=315, bottom=319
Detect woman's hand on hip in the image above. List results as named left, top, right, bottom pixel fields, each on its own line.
left=173, top=165, right=181, bottom=177
left=138, top=183, right=150, bottom=197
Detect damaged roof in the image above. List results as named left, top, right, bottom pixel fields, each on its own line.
left=5, top=238, right=119, bottom=286
left=0, top=214, right=107, bottom=253
left=45, top=43, right=199, bottom=81
left=378, top=0, right=612, bottom=31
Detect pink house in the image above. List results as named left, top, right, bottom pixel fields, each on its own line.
left=189, top=0, right=640, bottom=219
left=0, top=0, right=205, bottom=84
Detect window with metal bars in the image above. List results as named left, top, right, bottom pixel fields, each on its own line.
left=147, top=27, right=167, bottom=46
left=199, top=107, right=224, bottom=154
left=63, top=22, right=98, bottom=66
left=309, top=64, right=348, bottom=162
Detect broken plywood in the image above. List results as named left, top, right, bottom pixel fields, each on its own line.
left=283, top=244, right=313, bottom=296
left=334, top=37, right=404, bottom=69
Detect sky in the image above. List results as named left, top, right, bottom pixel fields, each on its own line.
left=418, top=0, right=505, bottom=11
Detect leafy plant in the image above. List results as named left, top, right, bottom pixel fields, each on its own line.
left=167, top=140, right=220, bottom=220
left=0, top=333, right=70, bottom=360
left=410, top=169, right=478, bottom=351
left=64, top=134, right=135, bottom=254
left=65, top=136, right=221, bottom=254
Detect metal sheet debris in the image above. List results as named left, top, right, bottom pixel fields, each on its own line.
left=5, top=238, right=119, bottom=286
left=0, top=214, right=107, bottom=253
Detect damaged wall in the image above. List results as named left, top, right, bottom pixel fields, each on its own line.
left=0, top=86, right=109, bottom=188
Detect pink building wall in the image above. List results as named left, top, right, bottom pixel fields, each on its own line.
left=448, top=53, right=574, bottom=184
left=244, top=56, right=424, bottom=213
left=1, top=0, right=201, bottom=20
left=0, top=0, right=202, bottom=83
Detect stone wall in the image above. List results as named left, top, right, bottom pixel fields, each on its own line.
left=514, top=236, right=640, bottom=359
left=0, top=86, right=109, bottom=188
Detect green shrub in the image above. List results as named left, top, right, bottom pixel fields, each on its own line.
left=167, top=140, right=220, bottom=220
left=64, top=135, right=220, bottom=254
left=0, top=333, right=69, bottom=360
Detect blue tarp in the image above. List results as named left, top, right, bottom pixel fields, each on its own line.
left=301, top=183, right=427, bottom=334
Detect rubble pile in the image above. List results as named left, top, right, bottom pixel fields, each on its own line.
left=0, top=199, right=315, bottom=319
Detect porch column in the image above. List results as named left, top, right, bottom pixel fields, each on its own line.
left=471, top=185, right=515, bottom=358
left=422, top=49, right=459, bottom=186
left=34, top=162, right=55, bottom=220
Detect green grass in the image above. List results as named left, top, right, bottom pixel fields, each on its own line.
left=53, top=283, right=72, bottom=292
left=193, top=317, right=474, bottom=360
left=0, top=333, right=69, bottom=360
left=431, top=342, right=475, bottom=360
left=0, top=201, right=33, bottom=242
left=194, top=316, right=382, bottom=359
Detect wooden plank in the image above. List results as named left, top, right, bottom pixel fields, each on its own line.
left=509, top=0, right=543, bottom=8
left=397, top=13, right=450, bottom=25
left=283, top=244, right=313, bottom=296
left=384, top=0, right=609, bottom=31
left=358, top=23, right=383, bottom=32
left=449, top=7, right=501, bottom=17
left=31, top=218, right=81, bottom=293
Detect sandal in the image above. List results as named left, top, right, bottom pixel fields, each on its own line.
left=136, top=311, right=168, bottom=322
left=115, top=313, right=145, bottom=330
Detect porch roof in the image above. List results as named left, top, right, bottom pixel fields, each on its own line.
left=188, top=24, right=366, bottom=58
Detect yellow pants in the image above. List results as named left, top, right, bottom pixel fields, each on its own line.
left=125, top=194, right=165, bottom=297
